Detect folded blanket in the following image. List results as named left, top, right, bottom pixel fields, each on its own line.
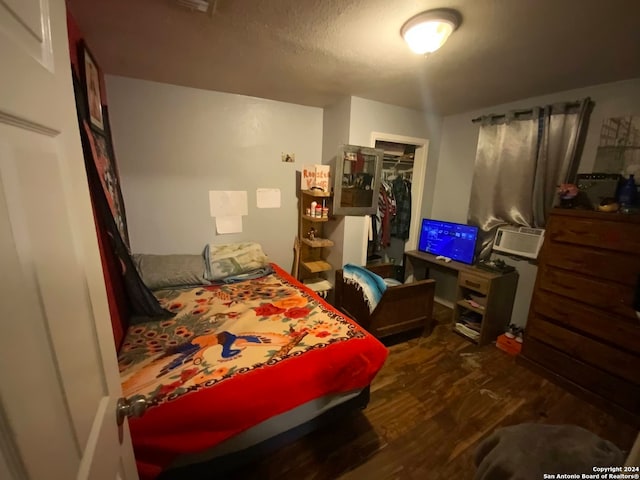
left=203, top=242, right=270, bottom=281
left=212, top=265, right=274, bottom=285
left=342, top=264, right=387, bottom=313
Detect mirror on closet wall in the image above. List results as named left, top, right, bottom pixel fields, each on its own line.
left=333, top=144, right=383, bottom=216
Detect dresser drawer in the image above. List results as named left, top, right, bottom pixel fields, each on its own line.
left=546, top=215, right=640, bottom=255
left=542, top=242, right=640, bottom=287
left=531, top=291, right=640, bottom=353
left=458, top=271, right=490, bottom=294
left=526, top=314, right=640, bottom=384
left=521, top=337, right=640, bottom=415
left=539, top=265, right=638, bottom=321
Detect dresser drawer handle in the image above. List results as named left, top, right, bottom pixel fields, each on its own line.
left=465, top=280, right=481, bottom=289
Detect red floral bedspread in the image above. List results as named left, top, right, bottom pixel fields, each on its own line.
left=118, top=264, right=388, bottom=479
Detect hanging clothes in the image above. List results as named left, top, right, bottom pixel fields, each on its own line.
left=378, top=181, right=396, bottom=247
left=390, top=175, right=411, bottom=240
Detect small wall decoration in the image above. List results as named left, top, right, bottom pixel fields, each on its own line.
left=80, top=42, right=104, bottom=131
left=593, top=116, right=640, bottom=176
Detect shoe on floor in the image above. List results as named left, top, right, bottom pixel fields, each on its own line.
left=505, top=323, right=518, bottom=339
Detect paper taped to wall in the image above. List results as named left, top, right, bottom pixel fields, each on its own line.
left=215, top=216, right=243, bottom=234
left=256, top=188, right=281, bottom=208
left=209, top=190, right=248, bottom=217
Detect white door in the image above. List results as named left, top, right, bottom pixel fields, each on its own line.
left=0, top=1, right=138, bottom=479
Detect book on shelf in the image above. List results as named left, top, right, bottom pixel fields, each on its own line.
left=460, top=320, right=481, bottom=332
left=459, top=310, right=482, bottom=325
left=455, top=322, right=480, bottom=340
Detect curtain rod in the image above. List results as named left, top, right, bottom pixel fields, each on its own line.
left=471, top=100, right=584, bottom=124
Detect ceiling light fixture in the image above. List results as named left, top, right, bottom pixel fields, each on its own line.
left=401, top=9, right=461, bottom=55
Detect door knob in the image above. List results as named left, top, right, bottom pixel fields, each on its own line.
left=116, top=395, right=149, bottom=426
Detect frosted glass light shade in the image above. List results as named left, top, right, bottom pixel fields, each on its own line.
left=401, top=10, right=459, bottom=54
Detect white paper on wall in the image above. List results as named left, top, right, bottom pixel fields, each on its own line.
left=256, top=188, right=281, bottom=208
left=215, top=216, right=243, bottom=234
left=209, top=190, right=248, bottom=217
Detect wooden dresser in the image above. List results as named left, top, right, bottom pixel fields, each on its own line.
left=520, top=209, right=640, bottom=424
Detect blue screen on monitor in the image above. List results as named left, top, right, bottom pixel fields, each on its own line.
left=418, top=219, right=479, bottom=265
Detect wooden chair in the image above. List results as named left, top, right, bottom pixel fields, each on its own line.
left=334, top=263, right=435, bottom=338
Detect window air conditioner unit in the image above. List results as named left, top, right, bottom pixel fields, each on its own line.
left=492, top=226, right=545, bottom=259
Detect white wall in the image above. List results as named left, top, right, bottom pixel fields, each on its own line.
left=105, top=75, right=323, bottom=269
left=432, top=77, right=640, bottom=325
left=323, top=96, right=444, bottom=270
left=321, top=96, right=351, bottom=165
left=322, top=97, right=352, bottom=274
left=349, top=97, right=442, bottom=220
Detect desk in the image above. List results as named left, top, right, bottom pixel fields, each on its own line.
left=404, top=250, right=519, bottom=345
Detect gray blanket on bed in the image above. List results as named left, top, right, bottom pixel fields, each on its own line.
left=473, top=424, right=625, bottom=480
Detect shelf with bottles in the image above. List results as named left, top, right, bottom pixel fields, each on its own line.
left=296, top=189, right=334, bottom=295
left=301, top=192, right=331, bottom=222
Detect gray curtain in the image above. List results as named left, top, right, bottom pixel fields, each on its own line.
left=468, top=98, right=592, bottom=260
left=532, top=99, right=592, bottom=226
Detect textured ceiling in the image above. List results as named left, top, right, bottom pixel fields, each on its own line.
left=67, top=0, right=640, bottom=115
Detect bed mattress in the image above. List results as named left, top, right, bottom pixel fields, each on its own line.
left=118, top=264, right=387, bottom=479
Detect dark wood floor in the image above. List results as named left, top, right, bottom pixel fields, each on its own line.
left=233, top=304, right=637, bottom=479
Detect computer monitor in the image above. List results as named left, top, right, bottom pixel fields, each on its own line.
left=418, top=218, right=479, bottom=265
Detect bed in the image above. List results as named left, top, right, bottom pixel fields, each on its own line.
left=117, top=260, right=388, bottom=479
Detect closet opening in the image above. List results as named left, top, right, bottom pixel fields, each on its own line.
left=367, top=134, right=429, bottom=268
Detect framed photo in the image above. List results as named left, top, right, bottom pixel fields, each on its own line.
left=80, top=42, right=104, bottom=131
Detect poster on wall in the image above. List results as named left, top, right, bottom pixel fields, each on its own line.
left=83, top=122, right=130, bottom=246
left=80, top=42, right=105, bottom=132
left=593, top=116, right=640, bottom=177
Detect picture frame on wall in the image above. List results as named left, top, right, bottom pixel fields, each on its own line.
left=80, top=42, right=104, bottom=132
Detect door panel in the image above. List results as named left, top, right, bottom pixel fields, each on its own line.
left=1, top=126, right=105, bottom=448
left=0, top=0, right=55, bottom=128
left=0, top=155, right=79, bottom=478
